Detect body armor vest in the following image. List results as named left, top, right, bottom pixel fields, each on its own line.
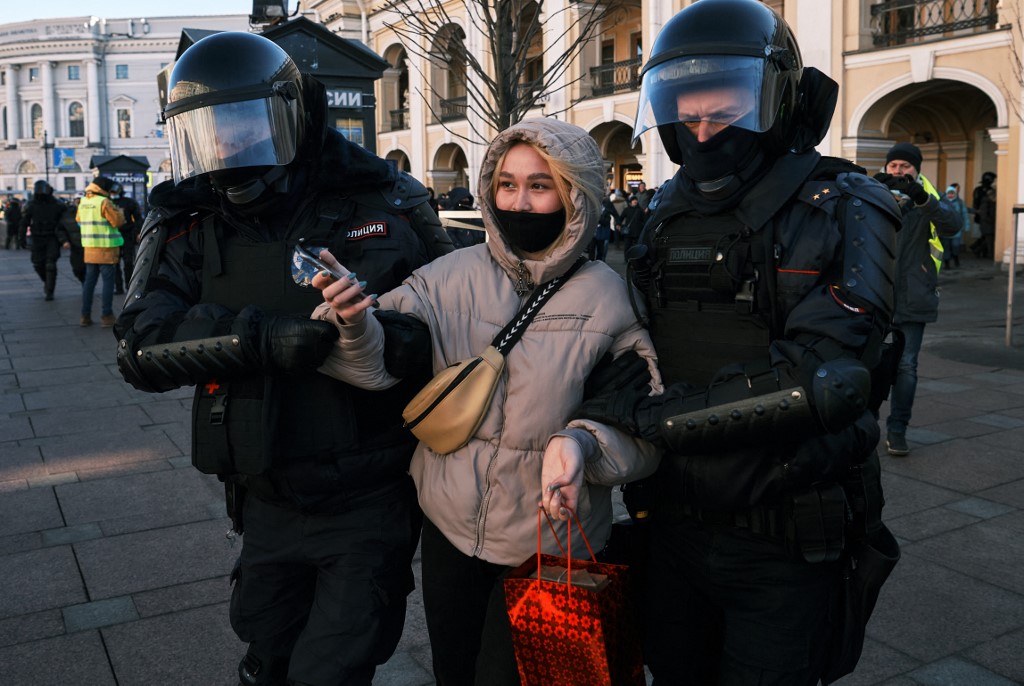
left=646, top=212, right=772, bottom=387
left=192, top=210, right=418, bottom=498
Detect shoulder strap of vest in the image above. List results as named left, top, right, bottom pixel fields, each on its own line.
left=810, top=156, right=866, bottom=180
left=346, top=172, right=454, bottom=260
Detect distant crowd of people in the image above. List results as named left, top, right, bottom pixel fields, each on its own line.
left=1, top=179, right=142, bottom=324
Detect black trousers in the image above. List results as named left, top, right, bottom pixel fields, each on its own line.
left=68, top=245, right=85, bottom=283
left=114, top=234, right=137, bottom=292
left=643, top=513, right=838, bottom=686
left=30, top=236, right=61, bottom=295
left=419, top=518, right=520, bottom=686
left=230, top=481, right=420, bottom=686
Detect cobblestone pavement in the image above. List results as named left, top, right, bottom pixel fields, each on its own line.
left=0, top=241, right=1022, bottom=685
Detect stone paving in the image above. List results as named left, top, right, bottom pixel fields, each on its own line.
left=0, top=240, right=1022, bottom=685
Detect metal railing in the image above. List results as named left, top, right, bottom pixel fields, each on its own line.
left=438, top=96, right=467, bottom=122
left=388, top=108, right=409, bottom=131
left=589, top=58, right=641, bottom=97
left=870, top=0, right=999, bottom=47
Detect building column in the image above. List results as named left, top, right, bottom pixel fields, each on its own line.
left=542, top=3, right=564, bottom=120
left=644, top=0, right=672, bottom=185
left=41, top=61, right=56, bottom=139
left=463, top=23, right=484, bottom=187
left=988, top=127, right=1021, bottom=266
left=407, top=54, right=427, bottom=184
left=86, top=58, right=101, bottom=145
left=5, top=64, right=20, bottom=146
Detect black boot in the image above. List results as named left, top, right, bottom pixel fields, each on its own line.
left=44, top=266, right=56, bottom=301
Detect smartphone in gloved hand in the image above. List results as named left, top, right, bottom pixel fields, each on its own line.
left=291, top=240, right=346, bottom=286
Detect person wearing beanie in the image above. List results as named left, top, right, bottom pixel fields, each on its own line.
left=874, top=142, right=962, bottom=456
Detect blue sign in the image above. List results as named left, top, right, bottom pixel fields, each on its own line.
left=53, top=148, right=76, bottom=170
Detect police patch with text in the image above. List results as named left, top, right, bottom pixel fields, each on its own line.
left=668, top=246, right=714, bottom=264
left=347, top=222, right=389, bottom=240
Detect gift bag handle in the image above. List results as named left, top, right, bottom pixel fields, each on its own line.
left=536, top=505, right=598, bottom=594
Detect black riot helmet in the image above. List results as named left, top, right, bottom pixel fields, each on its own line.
left=633, top=0, right=804, bottom=166
left=163, top=32, right=306, bottom=204
left=33, top=180, right=53, bottom=196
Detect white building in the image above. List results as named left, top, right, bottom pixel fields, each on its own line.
left=0, top=13, right=249, bottom=203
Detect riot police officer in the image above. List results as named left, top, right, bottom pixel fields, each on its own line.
left=21, top=180, right=68, bottom=300
left=114, top=32, right=450, bottom=686
left=584, top=1, right=903, bottom=683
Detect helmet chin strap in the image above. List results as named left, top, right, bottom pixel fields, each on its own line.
left=224, top=165, right=289, bottom=205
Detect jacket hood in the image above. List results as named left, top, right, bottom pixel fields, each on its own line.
left=84, top=182, right=110, bottom=197
left=478, top=118, right=603, bottom=285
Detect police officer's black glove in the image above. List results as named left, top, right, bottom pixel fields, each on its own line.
left=874, top=172, right=929, bottom=205
left=234, top=305, right=339, bottom=375
left=577, top=351, right=653, bottom=436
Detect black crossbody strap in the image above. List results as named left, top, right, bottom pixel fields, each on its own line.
left=491, top=257, right=585, bottom=355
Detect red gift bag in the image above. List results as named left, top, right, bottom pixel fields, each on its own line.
left=503, top=507, right=645, bottom=686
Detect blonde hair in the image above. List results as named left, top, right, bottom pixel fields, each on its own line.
left=490, top=141, right=600, bottom=223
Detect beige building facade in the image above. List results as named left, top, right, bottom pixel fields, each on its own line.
left=310, top=0, right=1020, bottom=265
left=0, top=13, right=250, bottom=202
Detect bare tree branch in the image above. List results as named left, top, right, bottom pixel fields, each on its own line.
left=381, top=0, right=630, bottom=142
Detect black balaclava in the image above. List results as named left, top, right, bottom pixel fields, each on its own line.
left=674, top=124, right=773, bottom=209
left=494, top=208, right=566, bottom=254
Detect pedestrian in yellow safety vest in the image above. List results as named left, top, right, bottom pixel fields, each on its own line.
left=77, top=176, right=125, bottom=327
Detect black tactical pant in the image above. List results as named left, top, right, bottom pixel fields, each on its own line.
left=230, top=480, right=420, bottom=686
left=114, top=234, right=137, bottom=293
left=643, top=513, right=838, bottom=686
left=30, top=236, right=61, bottom=297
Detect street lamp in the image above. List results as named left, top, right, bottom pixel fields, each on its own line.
left=43, top=129, right=50, bottom=185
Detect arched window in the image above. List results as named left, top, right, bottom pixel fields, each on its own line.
left=117, top=108, right=132, bottom=138
left=430, top=25, right=468, bottom=122
left=31, top=104, right=43, bottom=139
left=68, top=102, right=84, bottom=137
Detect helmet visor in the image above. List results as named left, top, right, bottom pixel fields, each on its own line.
left=633, top=55, right=780, bottom=144
left=167, top=95, right=298, bottom=184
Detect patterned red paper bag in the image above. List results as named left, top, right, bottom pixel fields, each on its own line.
left=503, top=507, right=645, bottom=686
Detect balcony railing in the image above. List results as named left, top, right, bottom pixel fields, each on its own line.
left=590, top=58, right=641, bottom=97
left=388, top=108, right=409, bottom=132
left=870, top=0, right=999, bottom=47
left=517, top=81, right=549, bottom=107
left=438, top=96, right=467, bottom=122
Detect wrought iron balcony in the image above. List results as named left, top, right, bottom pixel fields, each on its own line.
left=870, top=0, right=999, bottom=48
left=438, top=96, right=467, bottom=122
left=589, top=58, right=641, bottom=97
left=388, top=108, right=409, bottom=132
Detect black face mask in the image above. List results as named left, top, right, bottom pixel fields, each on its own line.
left=494, top=208, right=566, bottom=254
left=675, top=124, right=762, bottom=186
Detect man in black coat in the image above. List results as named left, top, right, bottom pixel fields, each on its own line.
left=21, top=181, right=68, bottom=300
left=109, top=182, right=143, bottom=295
left=874, top=142, right=962, bottom=456
left=4, top=197, right=23, bottom=249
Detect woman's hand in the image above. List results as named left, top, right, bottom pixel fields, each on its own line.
left=541, top=436, right=585, bottom=521
left=310, top=249, right=375, bottom=325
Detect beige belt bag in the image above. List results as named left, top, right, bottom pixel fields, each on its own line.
left=401, top=257, right=584, bottom=455
left=402, top=345, right=505, bottom=455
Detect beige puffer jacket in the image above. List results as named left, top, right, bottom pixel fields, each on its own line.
left=314, top=118, right=662, bottom=566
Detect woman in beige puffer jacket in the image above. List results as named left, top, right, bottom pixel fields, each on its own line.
left=312, top=118, right=661, bottom=684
